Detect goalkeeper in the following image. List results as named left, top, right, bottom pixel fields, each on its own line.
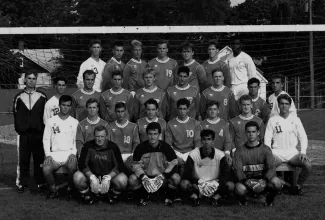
left=129, top=122, right=180, bottom=206
left=233, top=121, right=283, bottom=207
left=180, top=129, right=234, bottom=207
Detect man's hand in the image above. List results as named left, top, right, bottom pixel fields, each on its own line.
left=225, top=153, right=232, bottom=165
left=142, top=175, right=156, bottom=193
left=299, top=153, right=310, bottom=162
left=90, top=175, right=101, bottom=194
left=152, top=174, right=164, bottom=191
left=68, top=154, right=77, bottom=163
left=44, top=156, right=54, bottom=165
left=101, top=175, right=111, bottom=194
left=245, top=179, right=266, bottom=193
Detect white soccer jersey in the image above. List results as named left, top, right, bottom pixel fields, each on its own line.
left=76, top=57, right=106, bottom=92
left=43, top=115, right=79, bottom=163
left=264, top=114, right=308, bottom=161
left=43, top=96, right=60, bottom=125
left=268, top=91, right=297, bottom=117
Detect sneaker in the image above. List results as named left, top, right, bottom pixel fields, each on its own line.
left=211, top=197, right=222, bottom=207
left=173, top=196, right=182, bottom=204
left=37, top=184, right=47, bottom=193
left=17, top=185, right=27, bottom=193
left=264, top=199, right=274, bottom=207
left=191, top=197, right=200, bottom=207
left=106, top=193, right=118, bottom=205
left=47, top=191, right=59, bottom=199
left=294, top=185, right=303, bottom=196
left=164, top=198, right=173, bottom=206
left=238, top=196, right=247, bottom=206
left=138, top=195, right=151, bottom=206
left=83, top=193, right=95, bottom=205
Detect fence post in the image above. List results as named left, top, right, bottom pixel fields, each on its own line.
left=297, top=77, right=300, bottom=110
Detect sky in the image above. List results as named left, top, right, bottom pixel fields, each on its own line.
left=231, top=0, right=245, bottom=7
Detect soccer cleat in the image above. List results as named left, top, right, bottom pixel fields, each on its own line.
left=47, top=191, right=59, bottom=199
left=264, top=199, right=274, bottom=207
left=138, top=195, right=151, bottom=206
left=164, top=198, right=173, bottom=207
left=294, top=185, right=303, bottom=196
left=191, top=197, right=200, bottom=207
left=17, top=185, right=27, bottom=193
left=238, top=196, right=248, bottom=206
left=211, top=197, right=222, bottom=207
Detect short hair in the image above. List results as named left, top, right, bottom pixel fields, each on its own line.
left=177, top=66, right=190, bottom=76
left=177, top=98, right=190, bottom=108
left=54, top=76, right=67, bottom=85
left=112, top=70, right=123, bottom=79
left=181, top=41, right=194, bottom=52
left=277, top=94, right=292, bottom=105
left=144, top=98, right=159, bottom=109
left=143, top=67, right=156, bottom=78
left=157, top=40, right=169, bottom=47
left=59, top=95, right=72, bottom=105
left=231, top=35, right=243, bottom=44
left=89, top=39, right=101, bottom=47
left=131, top=39, right=142, bottom=49
left=245, top=121, right=260, bottom=131
left=271, top=74, right=285, bottom=83
left=200, top=129, right=215, bottom=140
left=239, top=94, right=252, bottom=104
left=206, top=101, right=219, bottom=109
left=83, top=70, right=96, bottom=79
left=25, top=71, right=38, bottom=78
left=115, top=102, right=126, bottom=110
left=208, top=39, right=220, bottom=50
left=86, top=98, right=99, bottom=108
left=212, top=68, right=224, bottom=76
left=146, top=122, right=162, bottom=134
left=248, top=77, right=260, bottom=86
left=94, top=125, right=108, bottom=136
left=113, top=41, right=124, bottom=48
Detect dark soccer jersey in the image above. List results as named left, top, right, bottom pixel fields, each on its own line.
left=202, top=58, right=231, bottom=88
left=177, top=60, right=207, bottom=90
left=137, top=117, right=167, bottom=142
left=123, top=58, right=147, bottom=91
left=101, top=57, right=126, bottom=91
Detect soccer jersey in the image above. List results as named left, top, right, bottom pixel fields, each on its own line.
left=107, top=120, right=140, bottom=154
left=76, top=117, right=109, bottom=154
left=166, top=117, right=201, bottom=154
left=200, top=85, right=236, bottom=120
left=148, top=57, right=178, bottom=91
left=76, top=57, right=106, bottom=92
left=43, top=96, right=60, bottom=125
left=235, top=96, right=270, bottom=121
left=99, top=88, right=133, bottom=123
left=101, top=57, right=126, bottom=91
left=166, top=84, right=200, bottom=120
left=199, top=118, right=231, bottom=152
left=229, top=115, right=265, bottom=150
left=133, top=87, right=167, bottom=121
left=43, top=115, right=79, bottom=163
left=178, top=60, right=207, bottom=90
left=268, top=91, right=297, bottom=118
left=264, top=115, right=308, bottom=161
left=71, top=89, right=101, bottom=122
left=123, top=58, right=147, bottom=91
left=137, top=117, right=167, bottom=142
left=202, top=57, right=231, bottom=88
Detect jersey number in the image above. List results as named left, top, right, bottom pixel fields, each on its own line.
left=52, top=126, right=60, bottom=134
left=186, top=130, right=194, bottom=138
left=275, top=125, right=282, bottom=133
left=124, top=135, right=131, bottom=144
left=52, top=108, right=60, bottom=116
left=223, top=98, right=228, bottom=106
left=166, top=69, right=172, bottom=77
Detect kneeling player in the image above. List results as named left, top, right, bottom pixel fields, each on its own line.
left=129, top=122, right=180, bottom=206
left=233, top=121, right=283, bottom=207
left=180, top=129, right=233, bottom=207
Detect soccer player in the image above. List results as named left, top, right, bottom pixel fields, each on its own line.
left=181, top=129, right=233, bottom=207
left=133, top=67, right=167, bottom=121
left=99, top=70, right=133, bottom=123
left=72, top=70, right=101, bottom=122
left=123, top=40, right=147, bottom=92
left=76, top=39, right=106, bottom=92
left=137, top=99, right=167, bottom=142
left=13, top=71, right=47, bottom=193
left=178, top=42, right=207, bottom=90
left=166, top=66, right=200, bottom=121
left=202, top=39, right=231, bottom=88
left=148, top=40, right=178, bottom=91
left=76, top=98, right=109, bottom=155
left=264, top=94, right=311, bottom=195
left=227, top=36, right=257, bottom=100
left=43, top=76, right=67, bottom=125
left=268, top=74, right=297, bottom=118
left=129, top=122, right=180, bottom=206
left=200, top=68, right=236, bottom=121
left=43, top=95, right=79, bottom=198
left=200, top=101, right=232, bottom=164
left=229, top=95, right=265, bottom=150
left=233, top=121, right=283, bottom=206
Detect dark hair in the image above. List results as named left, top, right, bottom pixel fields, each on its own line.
left=177, top=98, right=190, bottom=108
left=277, top=94, right=292, bottom=105
left=86, top=98, right=99, bottom=108
left=200, top=129, right=215, bottom=140
left=115, top=102, right=126, bottom=110
left=212, top=68, right=224, bottom=76
left=248, top=77, right=260, bottom=86
left=271, top=74, right=285, bottom=84
left=59, top=95, right=72, bottom=105
left=94, top=125, right=108, bottom=136
left=89, top=39, right=101, bottom=47
left=157, top=40, right=168, bottom=48
left=181, top=41, right=194, bottom=52
left=112, top=70, right=123, bottom=79
left=146, top=122, right=161, bottom=134
left=25, top=71, right=38, bottom=78
left=245, top=121, right=260, bottom=131
left=113, top=41, right=124, bottom=48
left=231, top=35, right=243, bottom=44
left=206, top=101, right=219, bottom=109
left=239, top=94, right=252, bottom=104
left=54, top=76, right=67, bottom=85
left=144, top=98, right=159, bottom=109
left=177, top=66, right=190, bottom=76
left=208, top=39, right=220, bottom=50
left=82, top=70, right=96, bottom=79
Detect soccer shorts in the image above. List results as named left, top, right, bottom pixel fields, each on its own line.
left=122, top=153, right=133, bottom=170
left=174, top=150, right=189, bottom=165
left=272, top=149, right=299, bottom=162
left=231, top=83, right=249, bottom=100
left=50, top=152, right=70, bottom=165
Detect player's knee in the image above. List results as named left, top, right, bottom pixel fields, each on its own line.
left=225, top=181, right=235, bottom=192
left=128, top=174, right=140, bottom=189
left=170, top=173, right=181, bottom=186
left=270, top=177, right=283, bottom=190
left=112, top=173, right=128, bottom=190
left=42, top=164, right=54, bottom=175
left=302, top=160, right=312, bottom=171
left=235, top=183, right=247, bottom=195
left=66, top=162, right=77, bottom=173
left=180, top=180, right=191, bottom=191
left=73, top=171, right=86, bottom=186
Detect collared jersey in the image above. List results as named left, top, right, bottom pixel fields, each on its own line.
left=123, top=58, right=147, bottom=91
left=101, top=57, right=126, bottom=91
left=178, top=60, right=207, bottom=90
left=202, top=57, right=231, bottom=88
left=137, top=117, right=167, bottom=142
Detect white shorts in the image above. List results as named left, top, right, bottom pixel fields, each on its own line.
left=174, top=150, right=189, bottom=164
left=122, top=153, right=133, bottom=162
left=231, top=83, right=249, bottom=100
left=272, top=149, right=299, bottom=162
left=50, top=152, right=70, bottom=165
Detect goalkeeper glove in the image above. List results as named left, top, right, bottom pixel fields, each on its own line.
left=245, top=179, right=266, bottom=193
left=90, top=175, right=101, bottom=194
left=152, top=174, right=164, bottom=191
left=101, top=175, right=111, bottom=194
left=141, top=175, right=156, bottom=193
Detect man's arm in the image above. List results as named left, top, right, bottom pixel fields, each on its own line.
left=258, top=120, right=266, bottom=143
left=222, top=62, right=231, bottom=88
left=101, top=63, right=114, bottom=91
left=223, top=123, right=232, bottom=153
left=218, top=156, right=231, bottom=184
left=296, top=118, right=308, bottom=155
left=76, top=124, right=84, bottom=156
left=126, top=93, right=135, bottom=122
left=232, top=149, right=246, bottom=182
left=264, top=146, right=276, bottom=181
left=76, top=63, right=85, bottom=89
left=245, top=55, right=257, bottom=79
left=165, top=123, right=173, bottom=146
left=229, top=92, right=238, bottom=119
left=132, top=125, right=140, bottom=153
left=122, top=64, right=131, bottom=90
left=70, top=96, right=77, bottom=119
left=194, top=121, right=202, bottom=148
left=228, top=121, right=236, bottom=151
left=160, top=93, right=168, bottom=119
left=42, top=121, right=52, bottom=157
left=194, top=90, right=201, bottom=120
left=183, top=155, right=198, bottom=183
left=43, top=102, right=51, bottom=125
left=78, top=145, right=93, bottom=179
left=132, top=144, right=146, bottom=177
left=199, top=92, right=207, bottom=120
left=162, top=143, right=178, bottom=178
left=196, top=65, right=208, bottom=92
left=98, top=95, right=108, bottom=122
left=263, top=119, right=273, bottom=148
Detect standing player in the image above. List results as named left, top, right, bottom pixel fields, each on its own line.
left=229, top=95, right=265, bottom=150
left=42, top=95, right=79, bottom=198
left=227, top=36, right=257, bottom=100
left=268, top=74, right=297, bottom=118
left=148, top=40, right=178, bottom=91
left=137, top=99, right=167, bottom=142
left=166, top=66, right=200, bottom=121
left=76, top=39, right=106, bottom=92
left=264, top=94, right=311, bottom=195
left=43, top=76, right=67, bottom=125
left=13, top=72, right=47, bottom=193
left=101, top=41, right=126, bottom=91
left=202, top=39, right=231, bottom=88
left=99, top=70, right=133, bottom=123
left=200, top=68, right=236, bottom=121
left=133, top=67, right=167, bottom=121
left=72, top=70, right=101, bottom=122
left=123, top=40, right=147, bottom=92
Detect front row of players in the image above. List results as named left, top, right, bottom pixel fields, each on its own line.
left=42, top=93, right=311, bottom=207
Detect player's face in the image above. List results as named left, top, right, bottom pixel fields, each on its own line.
left=113, top=46, right=124, bottom=60
left=90, top=43, right=102, bottom=56
left=246, top=126, right=259, bottom=143
left=94, top=130, right=107, bottom=146
left=144, top=73, right=155, bottom=87
left=146, top=104, right=158, bottom=119
left=59, top=100, right=72, bottom=115
left=157, top=43, right=168, bottom=59
left=231, top=40, right=242, bottom=53
left=147, top=129, right=160, bottom=146
left=115, top=107, right=126, bottom=120
left=112, top=75, right=123, bottom=89
left=240, top=100, right=252, bottom=114
left=201, top=135, right=213, bottom=151
left=208, top=45, right=218, bottom=58
left=271, top=78, right=283, bottom=93
left=248, top=83, right=259, bottom=97
left=55, top=80, right=66, bottom=95
left=279, top=98, right=291, bottom=115
left=178, top=72, right=189, bottom=86
left=212, top=71, right=224, bottom=86
left=207, top=105, right=219, bottom=119
left=87, top=102, right=99, bottom=117
left=83, top=74, right=95, bottom=90
left=182, top=48, right=194, bottom=62
left=177, top=104, right=189, bottom=118
left=132, top=46, right=142, bottom=59
left=25, top=74, right=37, bottom=88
